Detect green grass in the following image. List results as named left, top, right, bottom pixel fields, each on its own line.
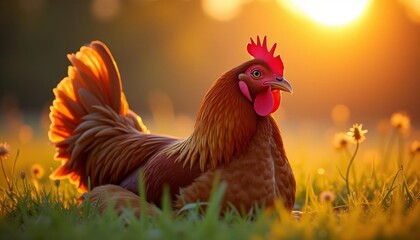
left=0, top=179, right=270, bottom=240
left=1, top=114, right=419, bottom=239
left=0, top=159, right=419, bottom=239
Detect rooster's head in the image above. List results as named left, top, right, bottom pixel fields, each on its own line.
left=238, top=36, right=293, bottom=116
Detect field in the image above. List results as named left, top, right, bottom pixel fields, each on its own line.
left=1, top=0, right=420, bottom=239
left=0, top=108, right=419, bottom=239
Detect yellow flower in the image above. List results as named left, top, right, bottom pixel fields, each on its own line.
left=319, top=191, right=336, bottom=204
left=0, top=142, right=11, bottom=161
left=347, top=123, right=368, bottom=144
left=410, top=140, right=420, bottom=155
left=31, top=164, right=45, bottom=179
left=333, top=132, right=350, bottom=150
left=390, top=112, right=411, bottom=132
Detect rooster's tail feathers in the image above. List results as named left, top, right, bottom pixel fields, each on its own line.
left=49, top=41, right=148, bottom=190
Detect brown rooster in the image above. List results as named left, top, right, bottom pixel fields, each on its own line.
left=49, top=36, right=296, bottom=214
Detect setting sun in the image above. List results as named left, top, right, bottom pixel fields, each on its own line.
left=286, top=0, right=371, bottom=26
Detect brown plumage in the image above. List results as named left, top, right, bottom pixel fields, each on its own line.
left=49, top=37, right=296, bottom=214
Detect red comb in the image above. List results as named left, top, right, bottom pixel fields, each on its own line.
left=247, top=36, right=284, bottom=76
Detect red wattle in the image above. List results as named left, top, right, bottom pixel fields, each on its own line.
left=254, top=87, right=274, bottom=116
left=271, top=90, right=281, bottom=113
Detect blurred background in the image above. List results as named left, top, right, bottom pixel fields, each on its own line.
left=0, top=0, right=419, bottom=173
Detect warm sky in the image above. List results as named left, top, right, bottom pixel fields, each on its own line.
left=0, top=0, right=419, bottom=129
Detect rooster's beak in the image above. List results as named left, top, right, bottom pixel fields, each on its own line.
left=265, top=77, right=293, bottom=94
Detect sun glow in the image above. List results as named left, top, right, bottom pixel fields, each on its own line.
left=284, top=0, right=371, bottom=26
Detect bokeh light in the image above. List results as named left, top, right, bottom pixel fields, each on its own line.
left=331, top=104, right=350, bottom=124
left=202, top=0, right=243, bottom=21
left=91, top=0, right=121, bottom=22
left=279, top=0, right=371, bottom=26
left=317, top=168, right=325, bottom=175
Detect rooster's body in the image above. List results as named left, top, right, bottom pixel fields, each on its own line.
left=49, top=37, right=296, bottom=213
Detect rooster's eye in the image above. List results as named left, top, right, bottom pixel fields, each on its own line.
left=251, top=69, right=262, bottom=79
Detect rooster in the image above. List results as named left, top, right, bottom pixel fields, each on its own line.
left=49, top=36, right=296, bottom=214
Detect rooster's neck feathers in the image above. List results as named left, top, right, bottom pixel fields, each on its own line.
left=165, top=60, right=267, bottom=171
